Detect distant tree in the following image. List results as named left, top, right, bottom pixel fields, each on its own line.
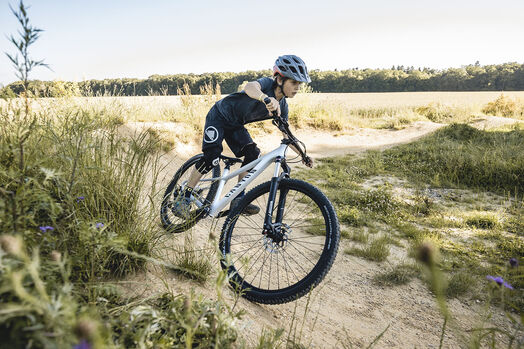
left=3, top=63, right=524, bottom=96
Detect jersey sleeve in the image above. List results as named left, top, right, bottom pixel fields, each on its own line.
left=256, top=77, right=274, bottom=93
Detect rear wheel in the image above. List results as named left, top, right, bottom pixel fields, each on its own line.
left=160, top=154, right=220, bottom=233
left=219, top=178, right=340, bottom=304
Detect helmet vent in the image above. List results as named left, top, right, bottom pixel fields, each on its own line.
left=274, top=55, right=311, bottom=83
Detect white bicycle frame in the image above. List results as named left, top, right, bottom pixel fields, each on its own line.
left=193, top=143, right=290, bottom=218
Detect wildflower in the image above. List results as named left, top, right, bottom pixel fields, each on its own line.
left=76, top=196, right=85, bottom=202
left=0, top=235, right=22, bottom=256
left=73, top=339, right=91, bottom=349
left=39, top=226, right=54, bottom=233
left=509, top=258, right=518, bottom=268
left=486, top=275, right=513, bottom=290
left=95, top=222, right=104, bottom=229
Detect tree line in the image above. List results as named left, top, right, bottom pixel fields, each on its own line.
left=2, top=62, right=523, bottom=97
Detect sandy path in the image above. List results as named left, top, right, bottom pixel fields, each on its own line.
left=122, top=116, right=520, bottom=348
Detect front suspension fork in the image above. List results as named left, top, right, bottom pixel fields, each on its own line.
left=263, top=157, right=290, bottom=232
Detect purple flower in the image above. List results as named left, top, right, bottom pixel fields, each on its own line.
left=95, top=222, right=104, bottom=229
left=76, top=196, right=85, bottom=203
left=486, top=275, right=513, bottom=290
left=39, top=226, right=54, bottom=233
left=509, top=258, right=518, bottom=268
left=73, top=339, right=91, bottom=349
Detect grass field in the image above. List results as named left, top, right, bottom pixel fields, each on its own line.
left=1, top=91, right=523, bottom=348
left=295, top=122, right=523, bottom=310
left=7, top=90, right=521, bottom=147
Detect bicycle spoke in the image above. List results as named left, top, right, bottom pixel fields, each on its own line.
left=287, top=206, right=321, bottom=230
left=276, top=250, right=280, bottom=290
left=249, top=248, right=270, bottom=288
left=220, top=178, right=339, bottom=303
left=287, top=235, right=325, bottom=241
left=280, top=249, right=300, bottom=284
left=237, top=213, right=264, bottom=230
left=231, top=238, right=263, bottom=265
left=286, top=242, right=317, bottom=267
left=240, top=247, right=266, bottom=280
left=287, top=239, right=326, bottom=246
left=229, top=237, right=264, bottom=248
left=229, top=232, right=263, bottom=237
left=268, top=252, right=273, bottom=291
left=288, top=238, right=324, bottom=255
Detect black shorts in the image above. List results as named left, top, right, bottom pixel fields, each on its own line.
left=201, top=105, right=253, bottom=157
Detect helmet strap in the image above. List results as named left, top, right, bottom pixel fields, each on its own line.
left=278, top=76, right=289, bottom=98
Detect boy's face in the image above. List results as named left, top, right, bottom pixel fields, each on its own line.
left=279, top=77, right=303, bottom=98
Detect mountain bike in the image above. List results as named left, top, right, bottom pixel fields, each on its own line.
left=160, top=116, right=340, bottom=304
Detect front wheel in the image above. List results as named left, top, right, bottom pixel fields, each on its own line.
left=160, top=154, right=220, bottom=233
left=219, top=178, right=340, bottom=304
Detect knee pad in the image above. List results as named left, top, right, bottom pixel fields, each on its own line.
left=195, top=148, right=221, bottom=174
left=240, top=142, right=260, bottom=166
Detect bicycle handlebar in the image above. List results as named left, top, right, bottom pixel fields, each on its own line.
left=272, top=116, right=312, bottom=166
left=264, top=96, right=311, bottom=166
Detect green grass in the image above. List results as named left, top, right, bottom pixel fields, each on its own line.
left=338, top=206, right=366, bottom=227
left=445, top=270, right=476, bottom=298
left=346, top=229, right=369, bottom=243
left=170, top=235, right=213, bottom=283
left=381, top=124, right=524, bottom=196
left=305, top=217, right=328, bottom=236
left=0, top=107, right=162, bottom=282
left=297, top=122, right=523, bottom=313
left=345, top=236, right=390, bottom=262
left=307, top=124, right=524, bottom=197
left=373, top=262, right=420, bottom=286
left=464, top=211, right=501, bottom=229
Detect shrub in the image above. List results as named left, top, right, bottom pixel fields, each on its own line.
left=416, top=103, right=458, bottom=123
left=338, top=206, right=365, bottom=226
left=345, top=236, right=390, bottom=262
left=0, top=106, right=161, bottom=282
left=465, top=212, right=500, bottom=230
left=482, top=94, right=524, bottom=118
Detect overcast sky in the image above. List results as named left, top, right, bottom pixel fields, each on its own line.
left=1, top=0, right=523, bottom=85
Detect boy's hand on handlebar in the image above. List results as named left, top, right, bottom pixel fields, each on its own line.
left=264, top=97, right=281, bottom=117
left=303, top=155, right=313, bottom=168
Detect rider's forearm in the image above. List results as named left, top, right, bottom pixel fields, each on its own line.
left=243, top=81, right=267, bottom=101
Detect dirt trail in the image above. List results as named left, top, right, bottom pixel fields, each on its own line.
left=122, top=116, right=520, bottom=348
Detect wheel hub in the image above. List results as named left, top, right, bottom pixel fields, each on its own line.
left=262, top=223, right=290, bottom=252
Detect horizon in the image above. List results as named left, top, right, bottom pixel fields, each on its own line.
left=1, top=0, right=523, bottom=86
left=2, top=60, right=524, bottom=87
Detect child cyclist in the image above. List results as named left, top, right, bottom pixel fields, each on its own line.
left=173, top=54, right=313, bottom=217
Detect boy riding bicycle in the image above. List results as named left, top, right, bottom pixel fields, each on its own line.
left=173, top=54, right=313, bottom=218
